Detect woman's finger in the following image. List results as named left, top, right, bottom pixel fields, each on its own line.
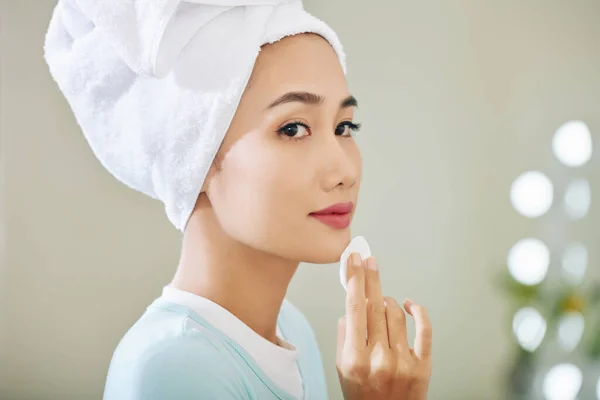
left=336, top=316, right=346, bottom=367
left=404, top=299, right=432, bottom=360
left=364, top=257, right=388, bottom=348
left=384, top=296, right=408, bottom=353
left=345, top=253, right=367, bottom=350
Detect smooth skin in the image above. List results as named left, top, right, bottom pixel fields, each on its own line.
left=337, top=254, right=432, bottom=399
left=172, top=32, right=433, bottom=399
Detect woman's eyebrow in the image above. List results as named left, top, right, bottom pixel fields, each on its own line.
left=340, top=95, right=358, bottom=108
left=265, top=91, right=358, bottom=110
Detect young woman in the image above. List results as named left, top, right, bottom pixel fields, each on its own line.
left=44, top=1, right=432, bottom=399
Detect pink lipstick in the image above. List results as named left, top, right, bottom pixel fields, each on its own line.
left=309, top=202, right=353, bottom=229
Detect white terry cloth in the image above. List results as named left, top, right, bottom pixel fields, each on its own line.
left=160, top=285, right=304, bottom=399
left=43, top=0, right=346, bottom=231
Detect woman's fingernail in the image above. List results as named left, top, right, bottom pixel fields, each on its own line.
left=404, top=298, right=415, bottom=310
left=366, top=257, right=377, bottom=271
left=351, top=253, right=362, bottom=267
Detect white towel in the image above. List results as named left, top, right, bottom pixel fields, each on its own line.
left=44, top=0, right=346, bottom=231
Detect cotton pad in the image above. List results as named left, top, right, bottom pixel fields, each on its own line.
left=339, top=236, right=371, bottom=291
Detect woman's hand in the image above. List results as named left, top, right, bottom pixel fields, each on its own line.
left=336, top=253, right=432, bottom=400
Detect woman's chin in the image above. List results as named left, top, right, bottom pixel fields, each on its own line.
left=302, top=231, right=352, bottom=264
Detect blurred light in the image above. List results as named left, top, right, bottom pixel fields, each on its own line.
left=562, top=243, right=588, bottom=285
left=564, top=179, right=591, bottom=219
left=596, top=376, right=600, bottom=400
left=543, top=363, right=582, bottom=400
left=512, top=307, right=546, bottom=352
left=552, top=120, right=593, bottom=167
left=510, top=171, right=554, bottom=218
left=507, top=238, right=550, bottom=285
left=557, top=312, right=585, bottom=352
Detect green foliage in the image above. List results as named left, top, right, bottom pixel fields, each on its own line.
left=497, top=268, right=600, bottom=361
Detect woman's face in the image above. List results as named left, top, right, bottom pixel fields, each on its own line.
left=201, top=33, right=362, bottom=264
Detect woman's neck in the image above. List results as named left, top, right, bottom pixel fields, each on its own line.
left=171, top=209, right=299, bottom=345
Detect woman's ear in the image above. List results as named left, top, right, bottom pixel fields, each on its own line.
left=190, top=151, right=219, bottom=219
left=195, top=177, right=212, bottom=211
left=199, top=150, right=222, bottom=194
left=199, top=169, right=211, bottom=193
left=199, top=169, right=213, bottom=194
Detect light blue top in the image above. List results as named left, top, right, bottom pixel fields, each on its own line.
left=103, top=298, right=329, bottom=399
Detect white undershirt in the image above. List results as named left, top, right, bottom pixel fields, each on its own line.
left=160, top=285, right=304, bottom=399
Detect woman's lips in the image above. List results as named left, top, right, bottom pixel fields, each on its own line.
left=309, top=212, right=351, bottom=229
left=311, top=202, right=354, bottom=215
left=309, top=201, right=353, bottom=229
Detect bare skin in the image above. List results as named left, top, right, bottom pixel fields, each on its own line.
left=172, top=32, right=361, bottom=345
left=337, top=254, right=432, bottom=399
left=171, top=32, right=433, bottom=399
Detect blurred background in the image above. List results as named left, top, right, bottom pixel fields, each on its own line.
left=1, top=0, right=599, bottom=399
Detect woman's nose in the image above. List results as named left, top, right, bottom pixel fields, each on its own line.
left=319, top=135, right=360, bottom=191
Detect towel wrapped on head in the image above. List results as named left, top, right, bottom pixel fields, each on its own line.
left=44, top=0, right=346, bottom=231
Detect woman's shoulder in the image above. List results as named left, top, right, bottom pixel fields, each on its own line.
left=111, top=299, right=240, bottom=364
left=104, top=304, right=247, bottom=399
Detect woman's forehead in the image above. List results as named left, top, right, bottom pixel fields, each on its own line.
left=247, top=33, right=347, bottom=102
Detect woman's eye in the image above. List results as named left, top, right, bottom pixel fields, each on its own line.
left=278, top=122, right=310, bottom=139
left=278, top=121, right=361, bottom=140
left=335, top=121, right=362, bottom=136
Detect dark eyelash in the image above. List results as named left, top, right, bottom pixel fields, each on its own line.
left=277, top=120, right=362, bottom=141
left=339, top=121, right=362, bottom=132
left=277, top=121, right=310, bottom=141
